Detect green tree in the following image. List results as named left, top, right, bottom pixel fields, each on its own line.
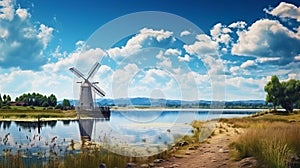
left=2, top=94, right=7, bottom=105
left=48, top=94, right=57, bottom=107
left=0, top=94, right=2, bottom=108
left=265, top=76, right=300, bottom=113
left=42, top=101, right=49, bottom=107
left=62, top=99, right=71, bottom=110
left=280, top=79, right=300, bottom=112
left=6, top=95, right=11, bottom=106
left=15, top=92, right=58, bottom=107
left=62, top=99, right=71, bottom=107
left=264, top=75, right=282, bottom=110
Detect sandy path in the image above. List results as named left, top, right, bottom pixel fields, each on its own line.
left=158, top=123, right=242, bottom=168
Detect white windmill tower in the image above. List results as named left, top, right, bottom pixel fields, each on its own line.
left=69, top=62, right=106, bottom=112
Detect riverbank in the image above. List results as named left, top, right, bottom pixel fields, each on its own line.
left=0, top=109, right=299, bottom=167
left=156, top=110, right=300, bottom=168
left=0, top=108, right=261, bottom=121
left=0, top=109, right=77, bottom=121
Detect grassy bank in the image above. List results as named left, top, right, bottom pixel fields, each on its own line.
left=0, top=106, right=77, bottom=119
left=226, top=111, right=300, bottom=168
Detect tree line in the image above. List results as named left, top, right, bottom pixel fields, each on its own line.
left=0, top=92, right=73, bottom=110
left=264, top=75, right=300, bottom=113
left=15, top=93, right=57, bottom=107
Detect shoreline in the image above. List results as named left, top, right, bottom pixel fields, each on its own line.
left=0, top=108, right=266, bottom=122
left=0, top=117, right=79, bottom=122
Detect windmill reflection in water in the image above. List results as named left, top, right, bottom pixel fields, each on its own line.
left=69, top=62, right=111, bottom=141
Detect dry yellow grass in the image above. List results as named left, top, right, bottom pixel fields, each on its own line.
left=228, top=112, right=300, bottom=168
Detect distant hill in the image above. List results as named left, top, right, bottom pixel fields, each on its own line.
left=96, top=97, right=266, bottom=109
left=59, top=97, right=266, bottom=109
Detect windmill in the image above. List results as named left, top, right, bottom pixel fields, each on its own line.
left=69, top=62, right=106, bottom=111
left=70, top=62, right=110, bottom=141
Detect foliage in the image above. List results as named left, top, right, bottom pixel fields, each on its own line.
left=0, top=94, right=12, bottom=107
left=0, top=94, right=2, bottom=108
left=62, top=99, right=71, bottom=107
left=264, top=75, right=300, bottom=113
left=55, top=99, right=74, bottom=110
left=15, top=92, right=57, bottom=107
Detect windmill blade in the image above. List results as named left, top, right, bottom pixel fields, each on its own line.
left=91, top=83, right=106, bottom=97
left=87, top=62, right=101, bottom=80
left=69, top=67, right=86, bottom=79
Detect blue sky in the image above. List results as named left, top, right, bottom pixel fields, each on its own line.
left=0, top=0, right=300, bottom=101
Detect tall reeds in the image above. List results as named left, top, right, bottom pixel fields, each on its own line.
left=231, top=122, right=300, bottom=168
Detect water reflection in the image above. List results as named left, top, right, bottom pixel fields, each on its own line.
left=0, top=110, right=255, bottom=162
left=78, top=118, right=110, bottom=141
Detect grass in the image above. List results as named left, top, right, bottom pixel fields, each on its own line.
left=0, top=107, right=77, bottom=119
left=227, top=111, right=300, bottom=168
left=10, top=106, right=46, bottom=110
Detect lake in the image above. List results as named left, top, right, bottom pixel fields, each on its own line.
left=0, top=109, right=260, bottom=160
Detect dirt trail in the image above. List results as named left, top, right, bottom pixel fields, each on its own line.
left=158, top=123, right=243, bottom=168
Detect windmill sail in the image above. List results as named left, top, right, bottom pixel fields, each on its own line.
left=69, top=67, right=86, bottom=79
left=91, top=83, right=105, bottom=97
left=87, top=62, right=101, bottom=80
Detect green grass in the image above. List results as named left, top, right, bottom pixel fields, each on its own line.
left=0, top=107, right=77, bottom=119
left=10, top=105, right=46, bottom=110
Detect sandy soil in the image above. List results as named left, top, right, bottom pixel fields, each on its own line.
left=157, top=122, right=243, bottom=168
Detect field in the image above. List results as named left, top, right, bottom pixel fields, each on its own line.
left=0, top=106, right=77, bottom=119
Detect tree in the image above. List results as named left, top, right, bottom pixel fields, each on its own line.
left=6, top=95, right=11, bottom=106
left=264, top=76, right=300, bottom=113
left=62, top=99, right=71, bottom=107
left=15, top=92, right=58, bottom=107
left=264, top=75, right=282, bottom=110
left=2, top=94, right=7, bottom=105
left=280, top=79, right=300, bottom=112
left=0, top=94, right=2, bottom=108
left=42, top=101, right=49, bottom=107
left=48, top=94, right=57, bottom=107
left=62, top=99, right=71, bottom=110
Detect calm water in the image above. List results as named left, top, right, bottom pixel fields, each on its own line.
left=0, top=109, right=260, bottom=159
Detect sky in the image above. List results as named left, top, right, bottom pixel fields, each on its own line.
left=0, top=0, right=300, bottom=101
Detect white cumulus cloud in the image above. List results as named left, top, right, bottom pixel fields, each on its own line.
left=164, top=48, right=181, bottom=56
left=16, top=8, right=30, bottom=20
left=184, top=34, right=218, bottom=56
left=256, top=57, right=280, bottom=63
left=265, top=2, right=300, bottom=22
left=43, top=46, right=107, bottom=74
left=228, top=21, right=247, bottom=29
left=0, top=1, right=54, bottom=70
left=107, top=28, right=173, bottom=60
left=178, top=54, right=191, bottom=62
left=241, top=60, right=256, bottom=69
left=0, top=0, right=14, bottom=21
left=180, top=30, right=191, bottom=37
left=232, top=19, right=300, bottom=65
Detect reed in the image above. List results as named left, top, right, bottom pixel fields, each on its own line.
left=231, top=122, right=300, bottom=167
